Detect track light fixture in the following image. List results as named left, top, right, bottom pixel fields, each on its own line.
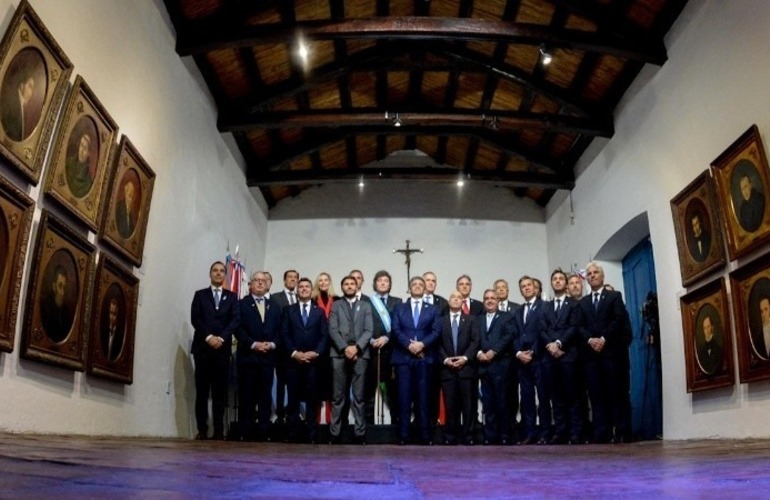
left=393, top=112, right=402, bottom=127
left=540, top=44, right=552, bottom=66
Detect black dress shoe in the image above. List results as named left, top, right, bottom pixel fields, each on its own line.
left=329, top=435, right=342, bottom=445
left=548, top=436, right=566, bottom=445
left=519, top=437, right=536, bottom=445
left=194, top=433, right=207, bottom=440
left=568, top=436, right=583, bottom=445
left=353, top=436, right=367, bottom=445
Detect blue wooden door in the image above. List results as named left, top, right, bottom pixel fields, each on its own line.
left=622, top=238, right=662, bottom=439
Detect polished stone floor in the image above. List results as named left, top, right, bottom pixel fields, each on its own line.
left=2, top=433, right=770, bottom=498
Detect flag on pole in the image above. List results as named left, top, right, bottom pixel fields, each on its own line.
left=225, top=244, right=246, bottom=299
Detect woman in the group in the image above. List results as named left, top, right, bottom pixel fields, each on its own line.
left=311, top=272, right=339, bottom=424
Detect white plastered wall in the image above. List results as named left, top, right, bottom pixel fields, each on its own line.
left=0, top=0, right=268, bottom=437
left=546, top=0, right=770, bottom=439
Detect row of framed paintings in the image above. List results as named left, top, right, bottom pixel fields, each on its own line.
left=674, top=124, right=770, bottom=392
left=0, top=181, right=137, bottom=383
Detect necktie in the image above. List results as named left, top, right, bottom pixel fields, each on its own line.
left=593, top=292, right=600, bottom=310
left=413, top=300, right=421, bottom=328
left=524, top=302, right=531, bottom=324
left=555, top=298, right=561, bottom=314
left=256, top=297, right=265, bottom=321
left=302, top=303, right=308, bottom=326
left=214, top=288, right=221, bottom=309
left=289, top=292, right=296, bottom=305
left=425, top=295, right=433, bottom=305
left=451, top=314, right=459, bottom=353
left=462, top=299, right=470, bottom=315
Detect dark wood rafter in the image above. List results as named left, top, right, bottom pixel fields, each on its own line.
left=176, top=17, right=668, bottom=65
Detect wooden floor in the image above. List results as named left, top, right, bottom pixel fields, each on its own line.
left=2, top=433, right=770, bottom=498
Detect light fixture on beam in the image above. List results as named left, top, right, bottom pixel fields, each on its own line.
left=540, top=44, right=552, bottom=66
left=393, top=112, right=402, bottom=127
left=490, top=115, right=500, bottom=130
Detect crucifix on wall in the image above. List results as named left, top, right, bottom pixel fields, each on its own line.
left=393, top=239, right=423, bottom=285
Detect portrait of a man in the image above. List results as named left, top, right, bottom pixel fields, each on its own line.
left=64, top=117, right=98, bottom=198
left=39, top=250, right=78, bottom=344
left=115, top=171, right=140, bottom=239
left=753, top=296, right=770, bottom=361
left=685, top=199, right=712, bottom=263
left=0, top=47, right=46, bottom=142
left=0, top=213, right=8, bottom=286
left=732, top=160, right=766, bottom=233
left=694, top=306, right=723, bottom=376
left=100, top=285, right=125, bottom=362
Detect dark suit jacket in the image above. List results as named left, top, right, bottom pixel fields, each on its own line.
left=235, top=295, right=282, bottom=364
left=576, top=289, right=628, bottom=356
left=511, top=299, right=546, bottom=357
left=280, top=301, right=328, bottom=359
left=498, top=300, right=520, bottom=315
left=539, top=297, right=580, bottom=362
left=463, top=298, right=484, bottom=317
left=101, top=324, right=125, bottom=362
left=474, top=310, right=513, bottom=374
left=328, top=298, right=374, bottom=359
left=115, top=200, right=136, bottom=239
left=271, top=289, right=296, bottom=311
left=425, top=294, right=449, bottom=316
left=438, top=312, right=478, bottom=380
left=391, top=299, right=442, bottom=365
left=364, top=294, right=401, bottom=340
left=190, top=287, right=239, bottom=357
left=690, top=230, right=712, bottom=262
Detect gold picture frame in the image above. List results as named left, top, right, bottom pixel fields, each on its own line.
left=0, top=0, right=73, bottom=185
left=671, top=171, right=727, bottom=286
left=44, top=75, right=118, bottom=231
left=87, top=255, right=138, bottom=384
left=20, top=209, right=96, bottom=370
left=99, top=136, right=155, bottom=267
left=712, top=124, right=770, bottom=260
left=729, top=251, right=770, bottom=383
left=679, top=278, right=735, bottom=392
left=0, top=173, right=34, bottom=352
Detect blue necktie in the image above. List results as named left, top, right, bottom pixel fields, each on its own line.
left=524, top=303, right=531, bottom=324
left=214, top=288, right=221, bottom=309
left=413, top=300, right=420, bottom=328
left=302, top=303, right=308, bottom=326
left=593, top=292, right=600, bottom=310
left=451, top=314, right=459, bottom=354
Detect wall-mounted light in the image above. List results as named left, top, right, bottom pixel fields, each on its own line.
left=540, top=44, right=552, bottom=66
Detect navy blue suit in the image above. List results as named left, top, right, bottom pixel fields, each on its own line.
left=190, top=287, right=238, bottom=437
left=475, top=310, right=513, bottom=443
left=540, top=296, right=582, bottom=441
left=280, top=301, right=328, bottom=442
left=392, top=298, right=442, bottom=442
left=511, top=298, right=551, bottom=442
left=577, top=289, right=630, bottom=442
left=235, top=295, right=282, bottom=440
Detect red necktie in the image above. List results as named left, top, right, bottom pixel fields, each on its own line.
left=462, top=299, right=470, bottom=315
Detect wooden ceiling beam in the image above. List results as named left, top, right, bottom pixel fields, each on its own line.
left=219, top=109, right=613, bottom=137
left=175, top=17, right=667, bottom=64
left=247, top=166, right=574, bottom=190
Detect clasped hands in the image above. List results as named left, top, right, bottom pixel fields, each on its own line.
left=408, top=339, right=425, bottom=359
left=445, top=356, right=467, bottom=369
left=206, top=335, right=224, bottom=350
left=293, top=351, right=319, bottom=364
left=546, top=342, right=565, bottom=359
left=588, top=337, right=605, bottom=353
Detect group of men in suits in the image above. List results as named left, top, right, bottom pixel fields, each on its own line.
left=191, top=261, right=632, bottom=446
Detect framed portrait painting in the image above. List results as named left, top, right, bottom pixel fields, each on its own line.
left=0, top=0, right=73, bottom=185
left=44, top=75, right=118, bottom=231
left=0, top=174, right=34, bottom=352
left=100, top=136, right=155, bottom=267
left=729, top=251, right=770, bottom=383
left=671, top=171, right=727, bottom=287
left=712, top=125, right=770, bottom=260
left=680, top=278, right=735, bottom=392
left=20, top=209, right=96, bottom=371
left=87, top=255, right=138, bottom=384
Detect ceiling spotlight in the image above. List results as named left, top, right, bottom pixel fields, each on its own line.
left=358, top=176, right=365, bottom=187
left=490, top=115, right=500, bottom=130
left=457, top=177, right=465, bottom=187
left=393, top=112, right=402, bottom=127
left=540, top=44, right=552, bottom=66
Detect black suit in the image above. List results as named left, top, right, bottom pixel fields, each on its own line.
left=235, top=295, right=282, bottom=440
left=363, top=294, right=401, bottom=425
left=271, top=289, right=296, bottom=425
left=439, top=312, right=479, bottom=444
left=463, top=297, right=484, bottom=317
left=577, top=289, right=630, bottom=442
left=511, top=299, right=551, bottom=442
left=190, top=287, right=239, bottom=437
left=424, top=294, right=449, bottom=317
left=689, top=230, right=712, bottom=262
left=540, top=296, right=582, bottom=441
left=280, top=301, right=328, bottom=442
left=474, top=311, right=513, bottom=443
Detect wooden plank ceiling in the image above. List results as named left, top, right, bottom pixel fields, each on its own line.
left=162, top=0, right=688, bottom=208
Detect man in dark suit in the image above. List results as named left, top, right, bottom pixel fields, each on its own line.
left=349, top=269, right=369, bottom=302
left=738, top=174, right=765, bottom=232
left=270, top=269, right=299, bottom=426
left=235, top=271, right=282, bottom=441
left=280, top=277, right=328, bottom=443
left=494, top=278, right=521, bottom=440
left=422, top=271, right=449, bottom=316
left=457, top=275, right=484, bottom=317
left=1, top=66, right=36, bottom=142
left=439, top=290, right=479, bottom=445
left=392, top=275, right=442, bottom=444
left=696, top=314, right=723, bottom=375
left=40, top=265, right=75, bottom=344
left=190, top=261, right=239, bottom=440
left=101, top=297, right=125, bottom=362
left=688, top=213, right=712, bottom=262
left=475, top=288, right=514, bottom=445
left=115, top=180, right=138, bottom=239
left=540, top=269, right=583, bottom=444
left=363, top=270, right=401, bottom=425
left=576, top=262, right=631, bottom=443
left=328, top=275, right=373, bottom=443
left=512, top=275, right=551, bottom=444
